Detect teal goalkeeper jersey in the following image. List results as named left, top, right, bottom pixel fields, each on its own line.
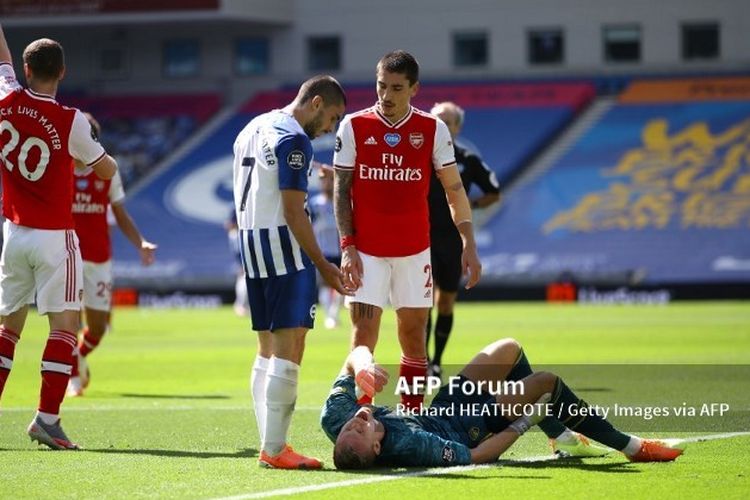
left=320, top=375, right=472, bottom=467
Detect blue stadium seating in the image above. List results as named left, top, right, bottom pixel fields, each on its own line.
left=480, top=95, right=750, bottom=285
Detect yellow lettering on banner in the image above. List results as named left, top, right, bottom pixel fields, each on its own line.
left=544, top=117, right=750, bottom=233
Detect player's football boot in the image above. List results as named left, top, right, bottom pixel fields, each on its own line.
left=66, top=376, right=84, bottom=397
left=27, top=416, right=80, bottom=450
left=551, top=432, right=611, bottom=457
left=627, top=439, right=685, bottom=462
left=258, top=445, right=323, bottom=469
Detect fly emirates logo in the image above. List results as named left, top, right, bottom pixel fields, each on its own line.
left=358, top=153, right=422, bottom=182
left=72, top=192, right=106, bottom=214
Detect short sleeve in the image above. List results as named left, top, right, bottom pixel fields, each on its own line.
left=332, top=116, right=356, bottom=170
left=68, top=110, right=106, bottom=166
left=433, top=119, right=456, bottom=171
left=0, top=62, right=21, bottom=99
left=108, top=170, right=126, bottom=205
left=464, top=152, right=500, bottom=194
left=320, top=375, right=359, bottom=442
left=276, top=133, right=312, bottom=192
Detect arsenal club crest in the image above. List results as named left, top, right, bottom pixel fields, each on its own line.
left=94, top=180, right=105, bottom=191
left=409, top=132, right=424, bottom=149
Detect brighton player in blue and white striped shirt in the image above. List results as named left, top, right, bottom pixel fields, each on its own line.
left=233, top=75, right=352, bottom=469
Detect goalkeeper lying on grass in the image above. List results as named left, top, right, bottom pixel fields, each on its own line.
left=321, top=338, right=685, bottom=469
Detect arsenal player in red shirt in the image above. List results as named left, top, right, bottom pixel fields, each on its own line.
left=333, top=50, right=481, bottom=410
left=66, top=113, right=157, bottom=398
left=0, top=24, right=117, bottom=450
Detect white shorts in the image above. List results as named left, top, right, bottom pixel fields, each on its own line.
left=82, top=260, right=113, bottom=312
left=0, top=222, right=83, bottom=315
left=345, top=247, right=433, bottom=310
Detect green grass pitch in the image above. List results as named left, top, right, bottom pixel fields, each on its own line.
left=1, top=302, right=748, bottom=499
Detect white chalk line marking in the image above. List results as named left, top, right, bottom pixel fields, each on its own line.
left=209, top=432, right=750, bottom=500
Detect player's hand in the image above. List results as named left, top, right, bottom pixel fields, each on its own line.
left=355, top=363, right=389, bottom=398
left=461, top=244, right=482, bottom=289
left=341, top=246, right=363, bottom=290
left=319, top=259, right=355, bottom=296
left=140, top=241, right=157, bottom=266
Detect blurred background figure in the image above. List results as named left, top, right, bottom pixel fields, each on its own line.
left=67, top=112, right=157, bottom=397
left=426, top=101, right=500, bottom=378
left=310, top=163, right=342, bottom=329
left=225, top=210, right=249, bottom=317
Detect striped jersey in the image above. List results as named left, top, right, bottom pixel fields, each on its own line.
left=232, top=109, right=314, bottom=279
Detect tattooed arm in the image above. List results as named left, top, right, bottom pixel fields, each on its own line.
left=334, top=168, right=363, bottom=289
left=436, top=164, right=482, bottom=289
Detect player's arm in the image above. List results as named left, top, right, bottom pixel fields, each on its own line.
left=332, top=118, right=363, bottom=289
left=333, top=168, right=362, bottom=289
left=281, top=189, right=351, bottom=296
left=436, top=164, right=482, bottom=289
left=0, top=24, right=11, bottom=64
left=466, top=153, right=500, bottom=209
left=111, top=202, right=156, bottom=266
left=470, top=392, right=552, bottom=463
left=469, top=429, right=520, bottom=463
left=90, top=155, right=117, bottom=180
left=70, top=110, right=118, bottom=180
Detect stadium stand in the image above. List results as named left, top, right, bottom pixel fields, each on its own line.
left=62, top=94, right=221, bottom=186
left=110, top=81, right=593, bottom=289
left=479, top=77, right=750, bottom=290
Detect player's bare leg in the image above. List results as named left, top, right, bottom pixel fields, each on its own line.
left=396, top=307, right=429, bottom=410
left=68, top=307, right=107, bottom=396
left=459, top=337, right=521, bottom=386
left=349, top=303, right=382, bottom=404
left=258, top=327, right=322, bottom=469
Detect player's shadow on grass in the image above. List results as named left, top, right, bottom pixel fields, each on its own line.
left=499, top=458, right=638, bottom=473
left=117, top=393, right=231, bottom=400
left=84, top=447, right=258, bottom=459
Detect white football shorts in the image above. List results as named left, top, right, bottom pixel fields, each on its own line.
left=345, top=247, right=433, bottom=310
left=0, top=222, right=83, bottom=315
left=82, top=260, right=113, bottom=312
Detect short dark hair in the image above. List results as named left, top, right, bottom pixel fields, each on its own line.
left=297, top=75, right=346, bottom=107
left=377, top=50, right=419, bottom=85
left=333, top=442, right=375, bottom=470
left=23, top=38, right=65, bottom=82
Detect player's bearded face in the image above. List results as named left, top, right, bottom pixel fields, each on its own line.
left=304, top=102, right=344, bottom=139
left=303, top=110, right=324, bottom=138
left=376, top=69, right=417, bottom=123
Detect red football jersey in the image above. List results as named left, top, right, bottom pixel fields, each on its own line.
left=0, top=63, right=105, bottom=229
left=334, top=105, right=455, bottom=257
left=73, top=168, right=125, bottom=262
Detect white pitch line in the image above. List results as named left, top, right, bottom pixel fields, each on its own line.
left=209, top=432, right=750, bottom=500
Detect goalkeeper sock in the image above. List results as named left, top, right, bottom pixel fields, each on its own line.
left=551, top=377, right=631, bottom=450
left=507, top=350, right=567, bottom=439
left=263, top=356, right=299, bottom=456
left=250, top=355, right=269, bottom=442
